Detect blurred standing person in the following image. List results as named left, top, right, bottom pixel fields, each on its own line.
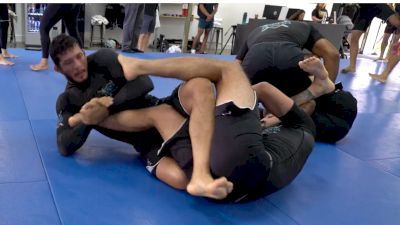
left=312, top=3, right=329, bottom=23
left=341, top=4, right=400, bottom=74
left=288, top=9, right=305, bottom=21
left=0, top=3, right=16, bottom=66
left=375, top=4, right=400, bottom=61
left=30, top=4, right=83, bottom=71
left=191, top=3, right=218, bottom=54
left=122, top=4, right=144, bottom=53
left=137, top=4, right=158, bottom=52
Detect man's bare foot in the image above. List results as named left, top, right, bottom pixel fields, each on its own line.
left=299, top=56, right=335, bottom=96
left=340, top=66, right=356, bottom=74
left=2, top=53, right=17, bottom=58
left=0, top=58, right=14, bottom=66
left=118, top=54, right=140, bottom=80
left=186, top=176, right=233, bottom=200
left=369, top=73, right=387, bottom=83
left=30, top=63, right=49, bottom=71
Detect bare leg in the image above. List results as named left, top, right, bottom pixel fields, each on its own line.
left=141, top=33, right=151, bottom=51
left=370, top=51, right=400, bottom=83
left=384, top=33, right=400, bottom=60
left=191, top=28, right=204, bottom=53
left=376, top=33, right=390, bottom=60
left=138, top=33, right=145, bottom=51
left=31, top=58, right=49, bottom=71
left=1, top=48, right=17, bottom=58
left=156, top=157, right=188, bottom=190
left=342, top=30, right=363, bottom=73
left=198, top=29, right=211, bottom=53
left=0, top=54, right=14, bottom=66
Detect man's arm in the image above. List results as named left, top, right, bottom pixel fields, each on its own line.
left=56, top=93, right=92, bottom=156
left=199, top=4, right=211, bottom=17
left=211, top=4, right=218, bottom=17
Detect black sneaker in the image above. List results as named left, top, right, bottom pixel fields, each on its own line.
left=131, top=48, right=144, bottom=53
left=122, top=48, right=144, bottom=53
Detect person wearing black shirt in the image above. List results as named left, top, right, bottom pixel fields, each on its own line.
left=236, top=21, right=357, bottom=143
left=51, top=34, right=227, bottom=195
left=191, top=3, right=218, bottom=54
left=312, top=3, right=329, bottom=23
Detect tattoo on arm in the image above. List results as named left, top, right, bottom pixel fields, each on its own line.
left=292, top=89, right=316, bottom=106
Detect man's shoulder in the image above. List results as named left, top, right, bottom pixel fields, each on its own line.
left=88, top=49, right=119, bottom=64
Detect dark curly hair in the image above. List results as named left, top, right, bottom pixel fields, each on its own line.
left=49, top=34, right=80, bottom=66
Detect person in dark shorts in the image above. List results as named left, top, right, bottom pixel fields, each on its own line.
left=0, top=3, right=16, bottom=66
left=80, top=54, right=335, bottom=202
left=191, top=3, right=218, bottom=54
left=342, top=4, right=400, bottom=73
left=31, top=4, right=83, bottom=71
left=138, top=4, right=158, bottom=52
left=50, top=34, right=223, bottom=196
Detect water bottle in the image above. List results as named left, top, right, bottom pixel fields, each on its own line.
left=333, top=11, right=337, bottom=24
left=322, top=13, right=327, bottom=24
left=242, top=12, right=247, bottom=24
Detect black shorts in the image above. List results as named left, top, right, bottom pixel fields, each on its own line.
left=354, top=4, right=395, bottom=32
left=140, top=14, right=156, bottom=33
left=156, top=85, right=315, bottom=202
left=384, top=23, right=399, bottom=34
left=241, top=41, right=312, bottom=97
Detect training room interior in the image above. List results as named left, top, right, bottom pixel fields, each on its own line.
left=1, top=2, right=399, bottom=225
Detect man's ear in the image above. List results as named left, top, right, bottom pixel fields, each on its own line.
left=54, top=65, right=60, bottom=73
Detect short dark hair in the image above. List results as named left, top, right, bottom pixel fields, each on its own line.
left=49, top=34, right=80, bottom=66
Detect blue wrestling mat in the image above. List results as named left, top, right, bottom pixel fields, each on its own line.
left=0, top=49, right=399, bottom=225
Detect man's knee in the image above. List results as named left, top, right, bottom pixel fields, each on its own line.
left=180, top=78, right=214, bottom=113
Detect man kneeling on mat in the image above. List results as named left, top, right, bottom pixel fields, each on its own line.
left=236, top=20, right=357, bottom=143
left=72, top=53, right=334, bottom=201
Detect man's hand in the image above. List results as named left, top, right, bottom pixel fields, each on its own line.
left=206, top=15, right=213, bottom=22
left=261, top=113, right=281, bottom=128
left=79, top=97, right=114, bottom=125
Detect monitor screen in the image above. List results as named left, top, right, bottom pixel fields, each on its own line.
left=263, top=5, right=282, bottom=20
left=286, top=8, right=302, bottom=19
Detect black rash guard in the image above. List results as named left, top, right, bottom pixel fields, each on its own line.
left=56, top=49, right=163, bottom=156
left=236, top=21, right=324, bottom=61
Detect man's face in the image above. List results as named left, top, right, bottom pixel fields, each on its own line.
left=55, top=44, right=88, bottom=83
